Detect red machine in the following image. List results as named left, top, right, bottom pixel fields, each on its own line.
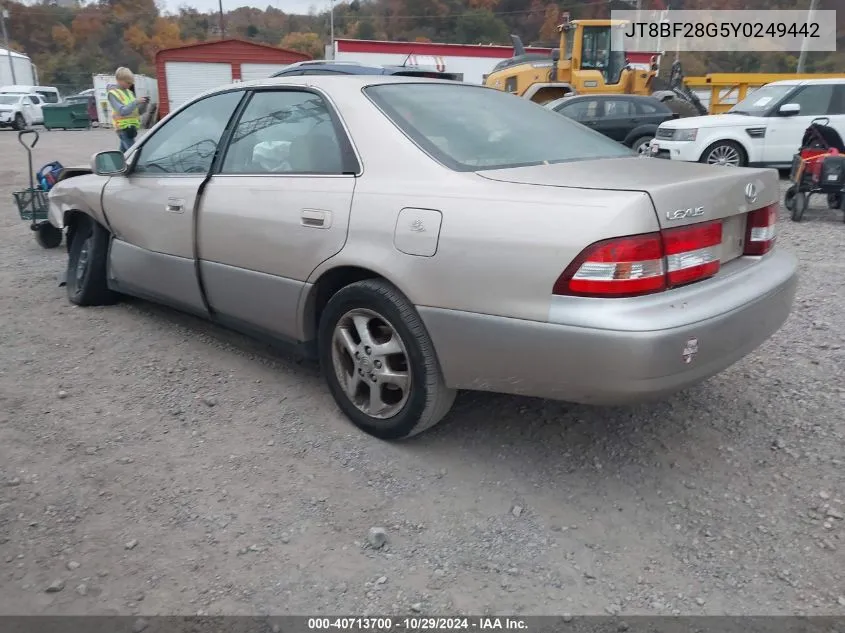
left=784, top=118, right=845, bottom=222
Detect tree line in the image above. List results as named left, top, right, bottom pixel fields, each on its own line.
left=2, top=0, right=842, bottom=94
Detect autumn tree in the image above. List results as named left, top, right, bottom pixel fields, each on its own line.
left=280, top=32, right=324, bottom=59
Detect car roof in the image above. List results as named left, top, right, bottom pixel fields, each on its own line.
left=224, top=74, right=463, bottom=91
left=767, top=78, right=845, bottom=87
left=564, top=93, right=661, bottom=101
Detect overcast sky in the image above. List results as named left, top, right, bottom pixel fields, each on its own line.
left=159, top=0, right=332, bottom=16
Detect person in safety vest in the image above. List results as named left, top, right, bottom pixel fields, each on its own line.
left=107, top=67, right=149, bottom=152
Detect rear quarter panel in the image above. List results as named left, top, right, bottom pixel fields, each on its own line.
left=309, top=170, right=660, bottom=324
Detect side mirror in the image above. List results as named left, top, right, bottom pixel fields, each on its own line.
left=779, top=103, right=800, bottom=116
left=551, top=48, right=561, bottom=62
left=92, top=150, right=127, bottom=176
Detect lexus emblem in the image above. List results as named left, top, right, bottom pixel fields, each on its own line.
left=745, top=183, right=758, bottom=204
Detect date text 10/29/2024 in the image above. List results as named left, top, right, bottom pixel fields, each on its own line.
left=307, top=617, right=529, bottom=631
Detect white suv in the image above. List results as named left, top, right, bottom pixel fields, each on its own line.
left=0, top=92, right=44, bottom=130
left=650, top=78, right=845, bottom=168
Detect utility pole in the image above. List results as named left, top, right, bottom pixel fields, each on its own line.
left=329, top=0, right=334, bottom=48
left=218, top=0, right=225, bottom=38
left=796, top=0, right=819, bottom=74
left=1, top=7, right=17, bottom=84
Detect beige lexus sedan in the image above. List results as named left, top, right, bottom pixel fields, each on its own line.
left=48, top=75, right=798, bottom=440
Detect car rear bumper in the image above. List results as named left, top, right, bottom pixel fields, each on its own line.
left=419, top=249, right=798, bottom=404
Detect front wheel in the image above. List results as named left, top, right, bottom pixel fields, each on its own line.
left=318, top=279, right=456, bottom=440
left=66, top=216, right=118, bottom=306
left=631, top=136, right=653, bottom=156
left=700, top=140, right=746, bottom=167
left=14, top=113, right=26, bottom=131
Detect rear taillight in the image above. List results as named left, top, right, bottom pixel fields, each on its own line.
left=554, top=234, right=666, bottom=297
left=743, top=203, right=777, bottom=256
left=663, top=220, right=722, bottom=286
left=554, top=220, right=723, bottom=298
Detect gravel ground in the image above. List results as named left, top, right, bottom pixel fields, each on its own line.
left=0, top=128, right=843, bottom=617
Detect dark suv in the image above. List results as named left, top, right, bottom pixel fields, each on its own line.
left=271, top=60, right=462, bottom=81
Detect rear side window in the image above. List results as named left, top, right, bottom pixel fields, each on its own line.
left=365, top=83, right=631, bottom=172
left=636, top=99, right=669, bottom=114
left=830, top=85, right=845, bottom=115
left=603, top=99, right=634, bottom=117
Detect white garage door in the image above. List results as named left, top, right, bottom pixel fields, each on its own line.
left=240, top=63, right=292, bottom=81
left=165, top=61, right=233, bottom=112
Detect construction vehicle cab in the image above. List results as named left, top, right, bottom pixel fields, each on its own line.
left=484, top=15, right=654, bottom=104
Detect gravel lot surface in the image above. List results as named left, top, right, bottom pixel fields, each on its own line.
left=0, top=128, right=843, bottom=617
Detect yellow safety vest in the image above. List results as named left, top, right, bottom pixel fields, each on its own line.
left=109, top=88, right=141, bottom=130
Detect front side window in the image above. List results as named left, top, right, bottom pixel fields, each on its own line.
left=365, top=83, right=631, bottom=172
left=221, top=90, right=346, bottom=174
left=786, top=84, right=836, bottom=117
left=134, top=90, right=244, bottom=175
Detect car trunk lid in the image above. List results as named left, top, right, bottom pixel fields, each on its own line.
left=478, top=156, right=779, bottom=265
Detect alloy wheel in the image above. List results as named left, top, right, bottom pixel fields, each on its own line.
left=706, top=144, right=741, bottom=167
left=330, top=308, right=411, bottom=420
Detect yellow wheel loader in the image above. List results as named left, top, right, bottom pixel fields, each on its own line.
left=483, top=14, right=706, bottom=118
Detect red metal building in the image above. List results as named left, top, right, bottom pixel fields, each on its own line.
left=155, top=39, right=311, bottom=118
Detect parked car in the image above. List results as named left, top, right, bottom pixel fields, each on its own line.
left=650, top=78, right=845, bottom=168
left=270, top=60, right=461, bottom=80
left=0, top=92, right=44, bottom=129
left=0, top=84, right=62, bottom=104
left=545, top=94, right=677, bottom=154
left=47, top=76, right=797, bottom=440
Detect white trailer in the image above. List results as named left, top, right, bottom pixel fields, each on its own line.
left=0, top=47, right=36, bottom=87
left=92, top=73, right=159, bottom=128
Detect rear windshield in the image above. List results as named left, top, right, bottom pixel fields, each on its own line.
left=364, top=83, right=632, bottom=171
left=37, top=90, right=59, bottom=103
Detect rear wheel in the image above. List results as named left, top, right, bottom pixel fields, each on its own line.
left=791, top=191, right=808, bottom=222
left=318, top=279, right=456, bottom=440
left=701, top=140, right=746, bottom=167
left=66, top=216, right=118, bottom=306
left=662, top=97, right=702, bottom=119
left=784, top=185, right=796, bottom=212
left=827, top=193, right=842, bottom=209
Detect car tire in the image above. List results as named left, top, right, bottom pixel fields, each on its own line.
left=827, top=193, right=842, bottom=210
left=700, top=140, right=747, bottom=167
left=662, top=97, right=701, bottom=119
left=318, top=279, right=456, bottom=440
left=66, top=216, right=118, bottom=306
left=784, top=185, right=796, bottom=212
left=35, top=223, right=63, bottom=249
left=791, top=191, right=807, bottom=222
left=631, top=136, right=653, bottom=156
left=14, top=114, right=26, bottom=131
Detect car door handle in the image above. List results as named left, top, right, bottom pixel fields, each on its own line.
left=301, top=209, right=331, bottom=228
left=165, top=198, right=184, bottom=213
